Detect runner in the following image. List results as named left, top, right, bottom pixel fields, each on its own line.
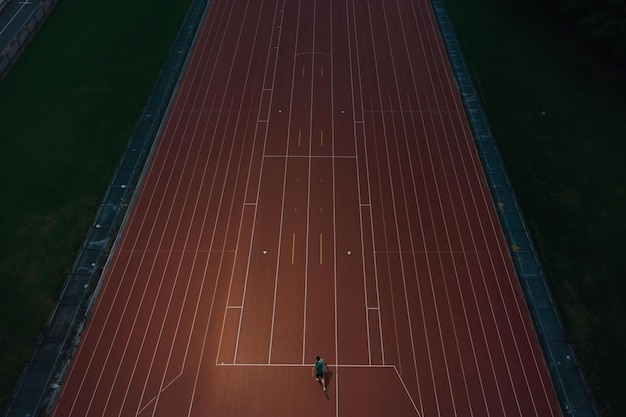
left=312, top=356, right=327, bottom=392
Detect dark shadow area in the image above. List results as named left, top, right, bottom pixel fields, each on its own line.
left=315, top=370, right=333, bottom=391
left=324, top=370, right=333, bottom=389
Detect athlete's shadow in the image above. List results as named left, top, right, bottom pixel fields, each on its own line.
left=324, top=370, right=333, bottom=389
left=317, top=370, right=333, bottom=399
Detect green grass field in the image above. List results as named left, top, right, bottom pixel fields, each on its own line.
left=444, top=0, right=626, bottom=415
left=0, top=0, right=192, bottom=409
left=1, top=0, right=624, bottom=415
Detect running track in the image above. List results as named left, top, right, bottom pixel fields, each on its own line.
left=51, top=0, right=563, bottom=416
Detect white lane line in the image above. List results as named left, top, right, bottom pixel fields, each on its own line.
left=232, top=0, right=288, bottom=365
left=134, top=2, right=250, bottom=414
left=215, top=0, right=274, bottom=367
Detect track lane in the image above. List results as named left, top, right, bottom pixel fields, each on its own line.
left=50, top=0, right=564, bottom=416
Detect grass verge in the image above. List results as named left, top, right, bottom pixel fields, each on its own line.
left=0, top=0, right=192, bottom=409
left=443, top=0, right=626, bottom=415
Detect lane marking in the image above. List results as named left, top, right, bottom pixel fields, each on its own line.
left=215, top=362, right=396, bottom=368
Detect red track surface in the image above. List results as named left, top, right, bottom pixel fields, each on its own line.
left=51, top=0, right=563, bottom=416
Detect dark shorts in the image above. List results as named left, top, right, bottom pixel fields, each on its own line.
left=316, top=372, right=324, bottom=378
